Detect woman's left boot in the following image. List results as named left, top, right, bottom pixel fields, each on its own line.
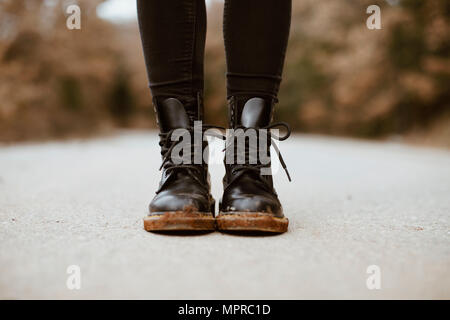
left=143, top=97, right=216, bottom=232
left=217, top=96, right=291, bottom=233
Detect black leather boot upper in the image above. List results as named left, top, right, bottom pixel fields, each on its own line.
left=219, top=96, right=291, bottom=218
left=149, top=97, right=214, bottom=215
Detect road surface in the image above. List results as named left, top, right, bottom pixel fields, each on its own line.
left=0, top=131, right=449, bottom=299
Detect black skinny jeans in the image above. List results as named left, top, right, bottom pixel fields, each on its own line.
left=137, top=0, right=291, bottom=114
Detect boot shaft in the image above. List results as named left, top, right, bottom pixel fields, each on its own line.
left=153, top=93, right=204, bottom=132
left=224, top=96, right=277, bottom=188
left=227, top=96, right=275, bottom=129
left=152, top=96, right=210, bottom=186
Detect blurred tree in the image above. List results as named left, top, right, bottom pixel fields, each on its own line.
left=0, top=0, right=448, bottom=146
left=108, top=67, right=135, bottom=126
left=0, top=0, right=149, bottom=141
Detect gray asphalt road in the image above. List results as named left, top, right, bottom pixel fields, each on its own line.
left=0, top=131, right=449, bottom=299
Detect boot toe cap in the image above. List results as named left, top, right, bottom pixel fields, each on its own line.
left=149, top=191, right=212, bottom=215
left=220, top=194, right=283, bottom=218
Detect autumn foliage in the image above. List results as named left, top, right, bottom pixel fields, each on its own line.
left=0, top=0, right=449, bottom=145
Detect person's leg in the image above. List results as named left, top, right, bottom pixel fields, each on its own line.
left=137, top=0, right=206, bottom=118
left=223, top=0, right=291, bottom=101
left=137, top=0, right=215, bottom=232
left=218, top=0, right=292, bottom=233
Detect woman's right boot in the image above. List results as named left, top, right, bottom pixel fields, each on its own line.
left=143, top=97, right=215, bottom=232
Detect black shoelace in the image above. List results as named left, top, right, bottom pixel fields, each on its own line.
left=157, top=121, right=291, bottom=193
left=157, top=125, right=224, bottom=193
left=223, top=121, right=292, bottom=191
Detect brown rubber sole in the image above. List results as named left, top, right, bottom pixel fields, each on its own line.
left=216, top=212, right=289, bottom=233
left=143, top=212, right=215, bottom=231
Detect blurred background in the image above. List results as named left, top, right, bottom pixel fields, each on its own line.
left=0, top=0, right=449, bottom=147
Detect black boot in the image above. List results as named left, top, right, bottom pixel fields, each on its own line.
left=143, top=97, right=215, bottom=231
left=217, top=96, right=291, bottom=233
